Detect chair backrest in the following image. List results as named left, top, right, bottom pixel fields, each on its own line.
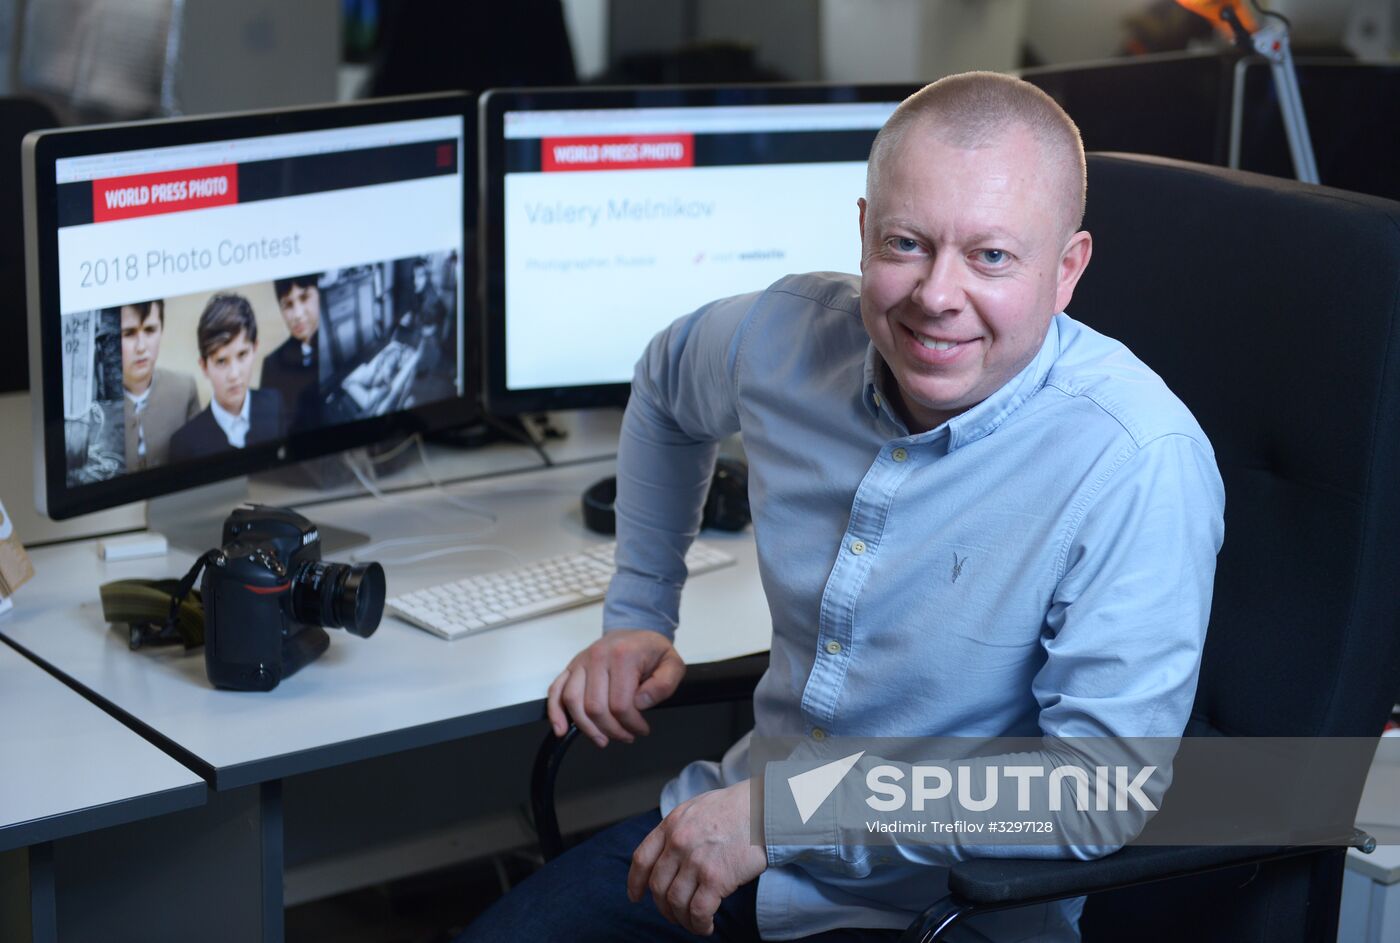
left=1073, top=154, right=1400, bottom=740
left=0, top=95, right=61, bottom=395
left=1071, top=152, right=1400, bottom=943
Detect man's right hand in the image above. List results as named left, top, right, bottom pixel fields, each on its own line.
left=546, top=629, right=686, bottom=748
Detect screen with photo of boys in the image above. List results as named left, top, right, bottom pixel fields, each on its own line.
left=24, top=93, right=475, bottom=519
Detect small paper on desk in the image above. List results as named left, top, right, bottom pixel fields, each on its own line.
left=0, top=496, right=36, bottom=599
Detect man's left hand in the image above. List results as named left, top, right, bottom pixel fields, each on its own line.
left=627, top=780, right=768, bottom=936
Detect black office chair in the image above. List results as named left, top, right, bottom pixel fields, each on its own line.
left=531, top=154, right=1400, bottom=942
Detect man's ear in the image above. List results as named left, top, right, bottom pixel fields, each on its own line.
left=1054, top=229, right=1093, bottom=314
left=198, top=357, right=210, bottom=380
left=857, top=198, right=869, bottom=270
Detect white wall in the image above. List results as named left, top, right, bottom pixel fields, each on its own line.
left=561, top=0, right=609, bottom=81
left=821, top=0, right=1028, bottom=84
left=1022, top=0, right=1148, bottom=66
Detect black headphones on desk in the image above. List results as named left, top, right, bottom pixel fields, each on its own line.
left=582, top=458, right=751, bottom=535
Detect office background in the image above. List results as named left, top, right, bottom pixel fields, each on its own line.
left=2, top=2, right=1398, bottom=942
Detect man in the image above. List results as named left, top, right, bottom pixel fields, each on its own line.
left=394, top=256, right=450, bottom=370
left=260, top=274, right=330, bottom=433
left=116, top=300, right=199, bottom=472
left=169, top=293, right=284, bottom=463
left=463, top=73, right=1224, bottom=941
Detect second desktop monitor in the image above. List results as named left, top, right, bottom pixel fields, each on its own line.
left=480, top=83, right=918, bottom=414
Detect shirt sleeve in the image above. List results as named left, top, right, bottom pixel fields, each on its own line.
left=764, top=432, right=1226, bottom=873
left=601, top=290, right=762, bottom=638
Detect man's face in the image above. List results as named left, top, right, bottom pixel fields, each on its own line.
left=413, top=264, right=428, bottom=293
left=200, top=330, right=256, bottom=415
left=858, top=121, right=1091, bottom=433
left=278, top=284, right=320, bottom=343
left=120, top=306, right=163, bottom=393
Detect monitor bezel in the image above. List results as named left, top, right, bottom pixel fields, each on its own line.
left=25, top=91, right=477, bottom=520
left=479, top=82, right=918, bottom=416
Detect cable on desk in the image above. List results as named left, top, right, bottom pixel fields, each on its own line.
left=338, top=436, right=534, bottom=562
left=343, top=442, right=498, bottom=537
left=342, top=437, right=497, bottom=522
left=360, top=433, right=420, bottom=466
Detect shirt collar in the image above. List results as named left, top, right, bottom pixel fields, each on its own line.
left=861, top=315, right=1064, bottom=451
left=124, top=381, right=153, bottom=409
left=209, top=391, right=251, bottom=440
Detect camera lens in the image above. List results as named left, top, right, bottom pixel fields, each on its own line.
left=291, top=560, right=386, bottom=638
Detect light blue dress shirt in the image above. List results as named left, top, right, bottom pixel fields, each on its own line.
left=603, top=273, right=1225, bottom=941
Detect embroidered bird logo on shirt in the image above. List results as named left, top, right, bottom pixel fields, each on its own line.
left=951, top=552, right=966, bottom=584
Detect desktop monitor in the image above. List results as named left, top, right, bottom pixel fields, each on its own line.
left=23, top=92, right=476, bottom=520
left=479, top=83, right=918, bottom=415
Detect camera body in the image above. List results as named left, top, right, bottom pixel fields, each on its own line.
left=202, top=505, right=384, bottom=691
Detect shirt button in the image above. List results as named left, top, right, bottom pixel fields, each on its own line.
left=825, top=640, right=842, bottom=655
left=812, top=727, right=826, bottom=741
left=850, top=540, right=866, bottom=555
left=892, top=447, right=908, bottom=463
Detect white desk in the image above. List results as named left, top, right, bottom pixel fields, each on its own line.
left=0, top=640, right=205, bottom=942
left=0, top=453, right=771, bottom=942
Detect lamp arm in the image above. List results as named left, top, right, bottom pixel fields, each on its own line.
left=1253, top=22, right=1320, bottom=183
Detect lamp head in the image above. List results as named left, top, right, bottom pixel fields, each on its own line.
left=1173, top=0, right=1259, bottom=41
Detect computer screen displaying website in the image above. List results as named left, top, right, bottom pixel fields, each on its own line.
left=496, top=99, right=898, bottom=395
left=49, top=114, right=466, bottom=492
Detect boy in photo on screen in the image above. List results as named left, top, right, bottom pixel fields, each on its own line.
left=169, top=293, right=284, bottom=463
left=117, top=300, right=199, bottom=472
left=260, top=274, right=331, bottom=433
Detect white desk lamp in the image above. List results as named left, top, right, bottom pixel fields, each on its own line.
left=1176, top=0, right=1320, bottom=183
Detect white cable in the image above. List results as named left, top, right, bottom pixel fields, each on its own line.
left=341, top=441, right=497, bottom=524
left=361, top=434, right=419, bottom=466
left=337, top=441, right=502, bottom=566
left=411, top=434, right=506, bottom=517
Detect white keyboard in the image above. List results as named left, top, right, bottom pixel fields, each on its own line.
left=386, top=541, right=736, bottom=640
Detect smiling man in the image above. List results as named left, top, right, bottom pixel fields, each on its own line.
left=462, top=72, right=1224, bottom=942
left=115, top=299, right=199, bottom=471
left=169, top=293, right=284, bottom=463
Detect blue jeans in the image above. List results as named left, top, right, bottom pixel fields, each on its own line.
left=457, top=809, right=902, bottom=942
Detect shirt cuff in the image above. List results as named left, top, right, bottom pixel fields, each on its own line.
left=763, top=757, right=841, bottom=870
left=601, top=568, right=683, bottom=639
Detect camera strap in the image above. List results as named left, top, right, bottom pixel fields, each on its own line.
left=165, top=550, right=221, bottom=633
left=98, top=551, right=219, bottom=651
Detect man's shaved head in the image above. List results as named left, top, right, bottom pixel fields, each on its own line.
left=866, top=71, right=1086, bottom=241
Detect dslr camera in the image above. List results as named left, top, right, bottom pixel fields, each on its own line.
left=202, top=505, right=385, bottom=691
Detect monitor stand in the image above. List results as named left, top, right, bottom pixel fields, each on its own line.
left=146, top=477, right=369, bottom=556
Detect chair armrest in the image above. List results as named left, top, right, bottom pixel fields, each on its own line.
left=530, top=651, right=769, bottom=861
left=901, top=830, right=1373, bottom=943
left=948, top=837, right=1365, bottom=904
